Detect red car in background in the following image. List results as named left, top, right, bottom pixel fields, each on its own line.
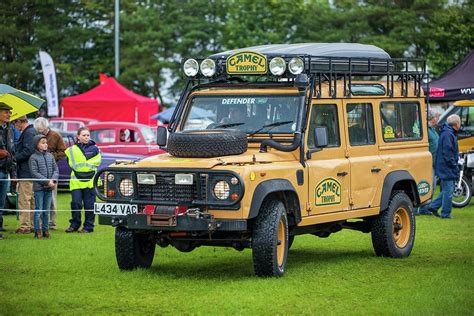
left=50, top=117, right=98, bottom=132
left=87, top=122, right=165, bottom=156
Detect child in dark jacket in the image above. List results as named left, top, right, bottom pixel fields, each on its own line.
left=29, top=135, right=59, bottom=238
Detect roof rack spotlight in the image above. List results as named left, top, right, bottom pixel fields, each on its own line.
left=183, top=59, right=199, bottom=77
left=200, top=58, right=216, bottom=77
left=288, top=57, right=304, bottom=75
left=269, top=57, right=286, bottom=76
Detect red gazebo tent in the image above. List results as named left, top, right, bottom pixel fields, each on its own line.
left=61, top=77, right=159, bottom=125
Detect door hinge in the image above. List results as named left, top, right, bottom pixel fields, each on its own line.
left=345, top=149, right=350, bottom=158
left=349, top=197, right=354, bottom=206
left=306, top=202, right=312, bottom=211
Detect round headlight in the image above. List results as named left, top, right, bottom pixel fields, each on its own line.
left=183, top=59, right=199, bottom=77
left=288, top=57, right=304, bottom=75
left=119, top=178, right=134, bottom=197
left=200, top=58, right=216, bottom=77
left=269, top=57, right=286, bottom=76
left=213, top=181, right=230, bottom=200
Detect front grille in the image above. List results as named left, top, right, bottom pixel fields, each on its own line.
left=137, top=173, right=206, bottom=203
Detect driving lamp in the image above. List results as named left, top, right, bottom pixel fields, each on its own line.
left=137, top=173, right=156, bottom=185
left=200, top=58, right=216, bottom=77
left=269, top=57, right=286, bottom=76
left=213, top=181, right=230, bottom=200
left=183, top=59, right=199, bottom=77
left=119, top=178, right=134, bottom=197
left=288, top=57, right=304, bottom=75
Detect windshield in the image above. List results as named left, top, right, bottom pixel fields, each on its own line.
left=140, top=126, right=156, bottom=144
left=181, top=95, right=303, bottom=134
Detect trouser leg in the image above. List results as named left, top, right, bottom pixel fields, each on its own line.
left=83, top=188, right=96, bottom=231
left=18, top=181, right=34, bottom=230
left=69, top=189, right=83, bottom=229
left=49, top=185, right=58, bottom=227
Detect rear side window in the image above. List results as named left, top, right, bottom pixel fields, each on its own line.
left=457, top=106, right=474, bottom=134
left=346, top=103, right=375, bottom=146
left=308, top=104, right=340, bottom=148
left=90, top=129, right=115, bottom=143
left=380, top=101, right=422, bottom=141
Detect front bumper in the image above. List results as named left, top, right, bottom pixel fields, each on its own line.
left=99, top=214, right=247, bottom=232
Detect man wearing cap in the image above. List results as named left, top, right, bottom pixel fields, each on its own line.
left=0, top=102, right=15, bottom=239
left=13, top=115, right=37, bottom=233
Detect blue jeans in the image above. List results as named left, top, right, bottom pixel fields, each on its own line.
left=0, top=171, right=8, bottom=228
left=429, top=179, right=455, bottom=218
left=34, top=190, right=52, bottom=232
left=70, top=188, right=96, bottom=231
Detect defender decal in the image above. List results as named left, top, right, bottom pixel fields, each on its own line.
left=417, top=180, right=430, bottom=196
left=315, top=178, right=341, bottom=206
left=226, top=51, right=267, bottom=74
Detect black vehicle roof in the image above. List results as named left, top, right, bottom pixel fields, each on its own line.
left=210, top=43, right=391, bottom=59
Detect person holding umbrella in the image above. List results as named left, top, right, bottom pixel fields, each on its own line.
left=0, top=84, right=44, bottom=238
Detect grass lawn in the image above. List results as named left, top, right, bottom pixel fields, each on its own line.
left=1, top=192, right=473, bottom=315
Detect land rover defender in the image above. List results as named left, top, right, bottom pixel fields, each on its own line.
left=94, top=43, right=432, bottom=277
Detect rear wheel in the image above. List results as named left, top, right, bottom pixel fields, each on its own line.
left=452, top=176, right=472, bottom=208
left=252, top=200, right=288, bottom=277
left=115, top=227, right=156, bottom=270
left=371, top=192, right=415, bottom=258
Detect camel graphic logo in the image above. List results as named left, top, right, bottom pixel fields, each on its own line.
left=315, top=178, right=341, bottom=206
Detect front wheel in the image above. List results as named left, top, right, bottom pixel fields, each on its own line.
left=452, top=176, right=472, bottom=208
left=115, top=227, right=156, bottom=270
left=252, top=200, right=289, bottom=277
left=371, top=192, right=415, bottom=258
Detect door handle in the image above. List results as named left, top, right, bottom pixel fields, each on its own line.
left=371, top=168, right=381, bottom=173
left=337, top=171, right=348, bottom=177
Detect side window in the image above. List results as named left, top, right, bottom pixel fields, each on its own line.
left=308, top=104, right=340, bottom=148
left=380, top=101, right=422, bottom=141
left=120, top=129, right=138, bottom=143
left=90, top=129, right=115, bottom=143
left=459, top=106, right=474, bottom=134
left=346, top=103, right=375, bottom=146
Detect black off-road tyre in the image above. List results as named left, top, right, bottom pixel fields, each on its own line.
left=167, top=129, right=247, bottom=158
left=288, top=235, right=295, bottom=250
left=252, top=200, right=289, bottom=277
left=371, top=191, right=415, bottom=258
left=115, top=227, right=156, bottom=270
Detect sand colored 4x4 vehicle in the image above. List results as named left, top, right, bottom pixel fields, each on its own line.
left=94, top=43, right=432, bottom=277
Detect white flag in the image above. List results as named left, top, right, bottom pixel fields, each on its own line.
left=39, top=51, right=59, bottom=117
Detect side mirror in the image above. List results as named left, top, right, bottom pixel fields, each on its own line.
left=314, top=126, right=328, bottom=148
left=157, top=126, right=167, bottom=146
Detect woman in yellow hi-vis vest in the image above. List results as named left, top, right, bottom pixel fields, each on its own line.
left=65, top=127, right=101, bottom=233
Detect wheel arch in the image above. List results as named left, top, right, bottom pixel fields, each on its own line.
left=380, top=171, right=420, bottom=210
left=248, top=179, right=302, bottom=226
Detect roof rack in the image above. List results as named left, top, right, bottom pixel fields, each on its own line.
left=183, top=44, right=427, bottom=99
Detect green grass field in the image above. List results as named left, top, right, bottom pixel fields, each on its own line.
left=1, top=192, right=473, bottom=315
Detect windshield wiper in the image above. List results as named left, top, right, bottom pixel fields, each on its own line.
left=248, top=121, right=293, bottom=137
left=212, top=122, right=245, bottom=129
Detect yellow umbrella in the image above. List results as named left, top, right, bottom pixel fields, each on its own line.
left=0, top=84, right=45, bottom=120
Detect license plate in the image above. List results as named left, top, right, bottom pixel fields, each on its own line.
left=94, top=203, right=138, bottom=215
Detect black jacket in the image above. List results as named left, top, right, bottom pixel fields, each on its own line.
left=14, top=125, right=37, bottom=179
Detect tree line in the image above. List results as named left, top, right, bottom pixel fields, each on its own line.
left=0, top=0, right=472, bottom=108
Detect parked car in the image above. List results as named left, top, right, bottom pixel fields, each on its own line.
left=57, top=131, right=141, bottom=188
left=50, top=117, right=98, bottom=133
left=87, top=122, right=165, bottom=156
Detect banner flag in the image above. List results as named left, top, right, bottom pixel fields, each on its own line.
left=39, top=51, right=59, bottom=116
